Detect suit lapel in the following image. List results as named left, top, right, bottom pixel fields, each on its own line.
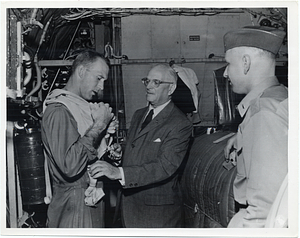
left=129, top=107, right=147, bottom=136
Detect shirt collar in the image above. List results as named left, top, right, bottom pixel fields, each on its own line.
left=149, top=100, right=171, bottom=118
left=237, top=76, right=280, bottom=117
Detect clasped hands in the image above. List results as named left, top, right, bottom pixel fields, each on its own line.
left=89, top=102, right=121, bottom=159
left=85, top=102, right=122, bottom=206
left=90, top=102, right=114, bottom=127
left=89, top=102, right=122, bottom=179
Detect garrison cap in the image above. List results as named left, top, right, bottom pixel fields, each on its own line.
left=224, top=26, right=286, bottom=54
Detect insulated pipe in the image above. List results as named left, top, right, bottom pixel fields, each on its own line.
left=29, top=8, right=43, bottom=29
left=16, top=21, right=23, bottom=97
left=23, top=51, right=32, bottom=86
left=26, top=56, right=41, bottom=98
left=35, top=16, right=52, bottom=57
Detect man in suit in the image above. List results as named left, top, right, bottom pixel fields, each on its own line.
left=89, top=64, right=193, bottom=227
left=223, top=26, right=288, bottom=228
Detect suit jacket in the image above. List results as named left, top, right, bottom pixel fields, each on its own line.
left=121, top=101, right=193, bottom=228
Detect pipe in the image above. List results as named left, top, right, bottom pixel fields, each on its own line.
left=16, top=21, right=23, bottom=97
left=29, top=8, right=43, bottom=29
left=23, top=52, right=32, bottom=86
left=120, top=58, right=226, bottom=65
left=35, top=16, right=52, bottom=56
left=26, top=56, right=41, bottom=98
left=30, top=9, right=38, bottom=25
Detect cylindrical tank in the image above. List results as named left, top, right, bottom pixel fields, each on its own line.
left=181, top=131, right=236, bottom=228
left=14, top=122, right=46, bottom=205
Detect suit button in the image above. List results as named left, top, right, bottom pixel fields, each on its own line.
left=129, top=183, right=133, bottom=187
left=134, top=183, right=138, bottom=187
left=131, top=143, right=135, bottom=148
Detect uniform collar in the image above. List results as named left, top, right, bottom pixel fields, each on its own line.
left=237, top=76, right=280, bottom=117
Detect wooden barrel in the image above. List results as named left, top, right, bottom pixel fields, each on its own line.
left=14, top=125, right=46, bottom=205
left=181, top=131, right=236, bottom=228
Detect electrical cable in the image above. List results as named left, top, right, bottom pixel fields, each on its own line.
left=46, top=21, right=81, bottom=97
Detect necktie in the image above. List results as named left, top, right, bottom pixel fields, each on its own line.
left=140, top=109, right=154, bottom=131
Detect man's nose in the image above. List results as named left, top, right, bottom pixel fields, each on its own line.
left=146, top=79, right=155, bottom=89
left=146, top=83, right=152, bottom=89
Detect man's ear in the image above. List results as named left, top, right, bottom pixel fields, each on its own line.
left=168, top=83, right=177, bottom=95
left=242, top=54, right=251, bottom=75
left=77, top=65, right=86, bottom=79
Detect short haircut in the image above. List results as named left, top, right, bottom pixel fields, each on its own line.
left=235, top=46, right=276, bottom=60
left=252, top=47, right=276, bottom=60
left=71, top=50, right=108, bottom=75
left=153, top=64, right=178, bottom=83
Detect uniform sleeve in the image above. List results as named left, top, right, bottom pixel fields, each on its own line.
left=242, top=109, right=288, bottom=228
left=42, top=104, right=98, bottom=180
left=122, top=119, right=192, bottom=188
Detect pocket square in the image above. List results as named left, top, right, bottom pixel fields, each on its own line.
left=153, top=138, right=161, bottom=142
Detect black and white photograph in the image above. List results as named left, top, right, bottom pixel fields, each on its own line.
left=1, top=1, right=299, bottom=237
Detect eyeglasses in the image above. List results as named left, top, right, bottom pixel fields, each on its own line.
left=141, top=78, right=173, bottom=88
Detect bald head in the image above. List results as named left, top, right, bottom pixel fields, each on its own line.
left=144, top=64, right=178, bottom=107
left=150, top=64, right=178, bottom=84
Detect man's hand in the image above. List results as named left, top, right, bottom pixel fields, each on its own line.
left=86, top=103, right=114, bottom=143
left=108, top=143, right=122, bottom=166
left=224, top=134, right=237, bottom=160
left=90, top=102, right=114, bottom=127
left=107, top=118, right=119, bottom=135
left=88, top=160, right=122, bottom=180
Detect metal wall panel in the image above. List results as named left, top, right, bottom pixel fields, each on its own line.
left=121, top=15, right=152, bottom=59
left=151, top=15, right=181, bottom=59
left=205, top=15, right=241, bottom=58
left=122, top=64, right=153, bottom=128
left=179, top=16, right=208, bottom=59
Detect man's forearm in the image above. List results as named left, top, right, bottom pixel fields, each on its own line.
left=85, top=122, right=108, bottom=148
